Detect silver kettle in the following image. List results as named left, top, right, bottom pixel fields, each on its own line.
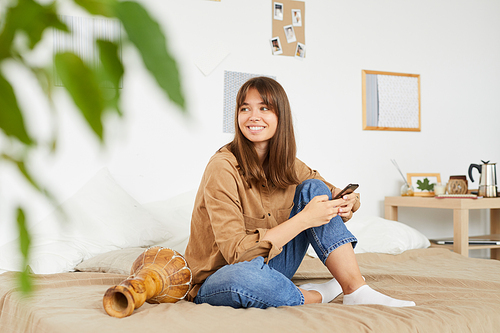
left=468, top=160, right=498, bottom=197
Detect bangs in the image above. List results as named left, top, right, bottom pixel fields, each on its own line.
left=257, top=89, right=277, bottom=113
left=237, top=78, right=279, bottom=114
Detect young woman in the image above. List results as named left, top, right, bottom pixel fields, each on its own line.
left=184, top=77, right=415, bottom=308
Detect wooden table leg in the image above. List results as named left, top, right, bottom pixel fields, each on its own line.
left=490, top=209, right=500, bottom=260
left=453, top=209, right=469, bottom=257
left=385, top=205, right=398, bottom=221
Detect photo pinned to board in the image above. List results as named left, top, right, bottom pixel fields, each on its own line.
left=284, top=24, right=296, bottom=43
left=295, top=42, right=305, bottom=59
left=292, top=9, right=302, bottom=26
left=270, top=37, right=283, bottom=55
left=274, top=2, right=284, bottom=20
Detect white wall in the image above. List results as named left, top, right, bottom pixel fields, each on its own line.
left=2, top=0, right=500, bottom=257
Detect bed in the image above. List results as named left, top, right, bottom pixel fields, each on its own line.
left=1, top=169, right=500, bottom=332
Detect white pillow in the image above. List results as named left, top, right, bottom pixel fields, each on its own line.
left=0, top=168, right=173, bottom=274
left=307, top=215, right=430, bottom=257
left=143, top=189, right=196, bottom=255
left=346, top=215, right=430, bottom=255
left=75, top=247, right=145, bottom=275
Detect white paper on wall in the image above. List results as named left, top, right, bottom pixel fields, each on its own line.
left=223, top=71, right=276, bottom=133
left=377, top=75, right=419, bottom=128
left=194, top=43, right=230, bottom=76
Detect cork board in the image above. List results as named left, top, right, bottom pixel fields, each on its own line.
left=271, top=1, right=305, bottom=58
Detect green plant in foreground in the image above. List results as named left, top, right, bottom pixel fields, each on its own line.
left=0, top=0, right=186, bottom=293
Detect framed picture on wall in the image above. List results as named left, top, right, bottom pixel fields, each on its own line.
left=407, top=173, right=441, bottom=196
left=362, top=70, right=421, bottom=131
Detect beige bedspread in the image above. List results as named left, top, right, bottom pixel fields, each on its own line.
left=1, top=248, right=500, bottom=333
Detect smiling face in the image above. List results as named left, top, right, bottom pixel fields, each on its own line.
left=237, top=88, right=278, bottom=155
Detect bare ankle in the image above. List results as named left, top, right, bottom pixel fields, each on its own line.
left=299, top=288, right=322, bottom=304
left=342, top=280, right=366, bottom=295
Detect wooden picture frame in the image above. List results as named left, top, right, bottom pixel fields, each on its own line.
left=362, top=70, right=421, bottom=131
left=407, top=173, right=441, bottom=197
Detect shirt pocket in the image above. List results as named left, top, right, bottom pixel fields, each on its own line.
left=276, top=202, right=294, bottom=224
left=243, top=214, right=267, bottom=233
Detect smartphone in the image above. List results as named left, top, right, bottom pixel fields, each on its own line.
left=333, top=183, right=359, bottom=200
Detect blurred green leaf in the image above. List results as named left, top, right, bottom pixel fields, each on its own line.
left=30, top=66, right=58, bottom=152
left=16, top=159, right=41, bottom=193
left=16, top=207, right=33, bottom=294
left=3, top=153, right=62, bottom=228
left=97, top=40, right=123, bottom=88
left=73, top=0, right=118, bottom=18
left=97, top=39, right=123, bottom=115
left=19, top=268, right=33, bottom=294
left=0, top=0, right=68, bottom=53
left=2, top=154, right=42, bottom=192
left=31, top=66, right=53, bottom=99
left=116, top=1, right=186, bottom=111
left=55, top=52, right=105, bottom=140
left=0, top=9, right=16, bottom=61
left=16, top=207, right=30, bottom=258
left=0, top=72, right=34, bottom=145
left=1, top=152, right=58, bottom=203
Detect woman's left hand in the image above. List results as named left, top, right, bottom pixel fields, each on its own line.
left=331, top=191, right=357, bottom=219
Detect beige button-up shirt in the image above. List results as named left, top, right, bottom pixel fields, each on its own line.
left=184, top=147, right=360, bottom=300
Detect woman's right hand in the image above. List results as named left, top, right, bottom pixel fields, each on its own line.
left=299, top=195, right=343, bottom=229
left=262, top=195, right=347, bottom=249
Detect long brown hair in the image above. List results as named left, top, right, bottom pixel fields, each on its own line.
left=228, top=77, right=299, bottom=188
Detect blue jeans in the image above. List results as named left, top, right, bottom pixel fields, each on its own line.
left=194, top=179, right=357, bottom=308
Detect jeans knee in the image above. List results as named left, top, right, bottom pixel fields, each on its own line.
left=196, top=257, right=304, bottom=308
left=298, top=179, right=331, bottom=198
left=203, top=258, right=266, bottom=296
left=196, top=258, right=279, bottom=308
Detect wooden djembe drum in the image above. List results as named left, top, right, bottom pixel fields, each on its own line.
left=103, top=247, right=192, bottom=318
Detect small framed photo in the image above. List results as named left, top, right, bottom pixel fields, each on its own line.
left=270, top=37, right=283, bottom=55
left=283, top=24, right=296, bottom=43
left=274, top=2, right=283, bottom=20
left=295, top=42, right=305, bottom=59
left=407, top=173, right=441, bottom=197
left=292, top=9, right=302, bottom=26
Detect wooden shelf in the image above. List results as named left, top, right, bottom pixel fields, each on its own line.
left=385, top=196, right=500, bottom=259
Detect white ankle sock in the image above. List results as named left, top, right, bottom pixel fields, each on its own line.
left=343, top=285, right=415, bottom=307
left=299, top=278, right=343, bottom=303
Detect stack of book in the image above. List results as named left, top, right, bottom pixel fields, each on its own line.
left=432, top=235, right=500, bottom=245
